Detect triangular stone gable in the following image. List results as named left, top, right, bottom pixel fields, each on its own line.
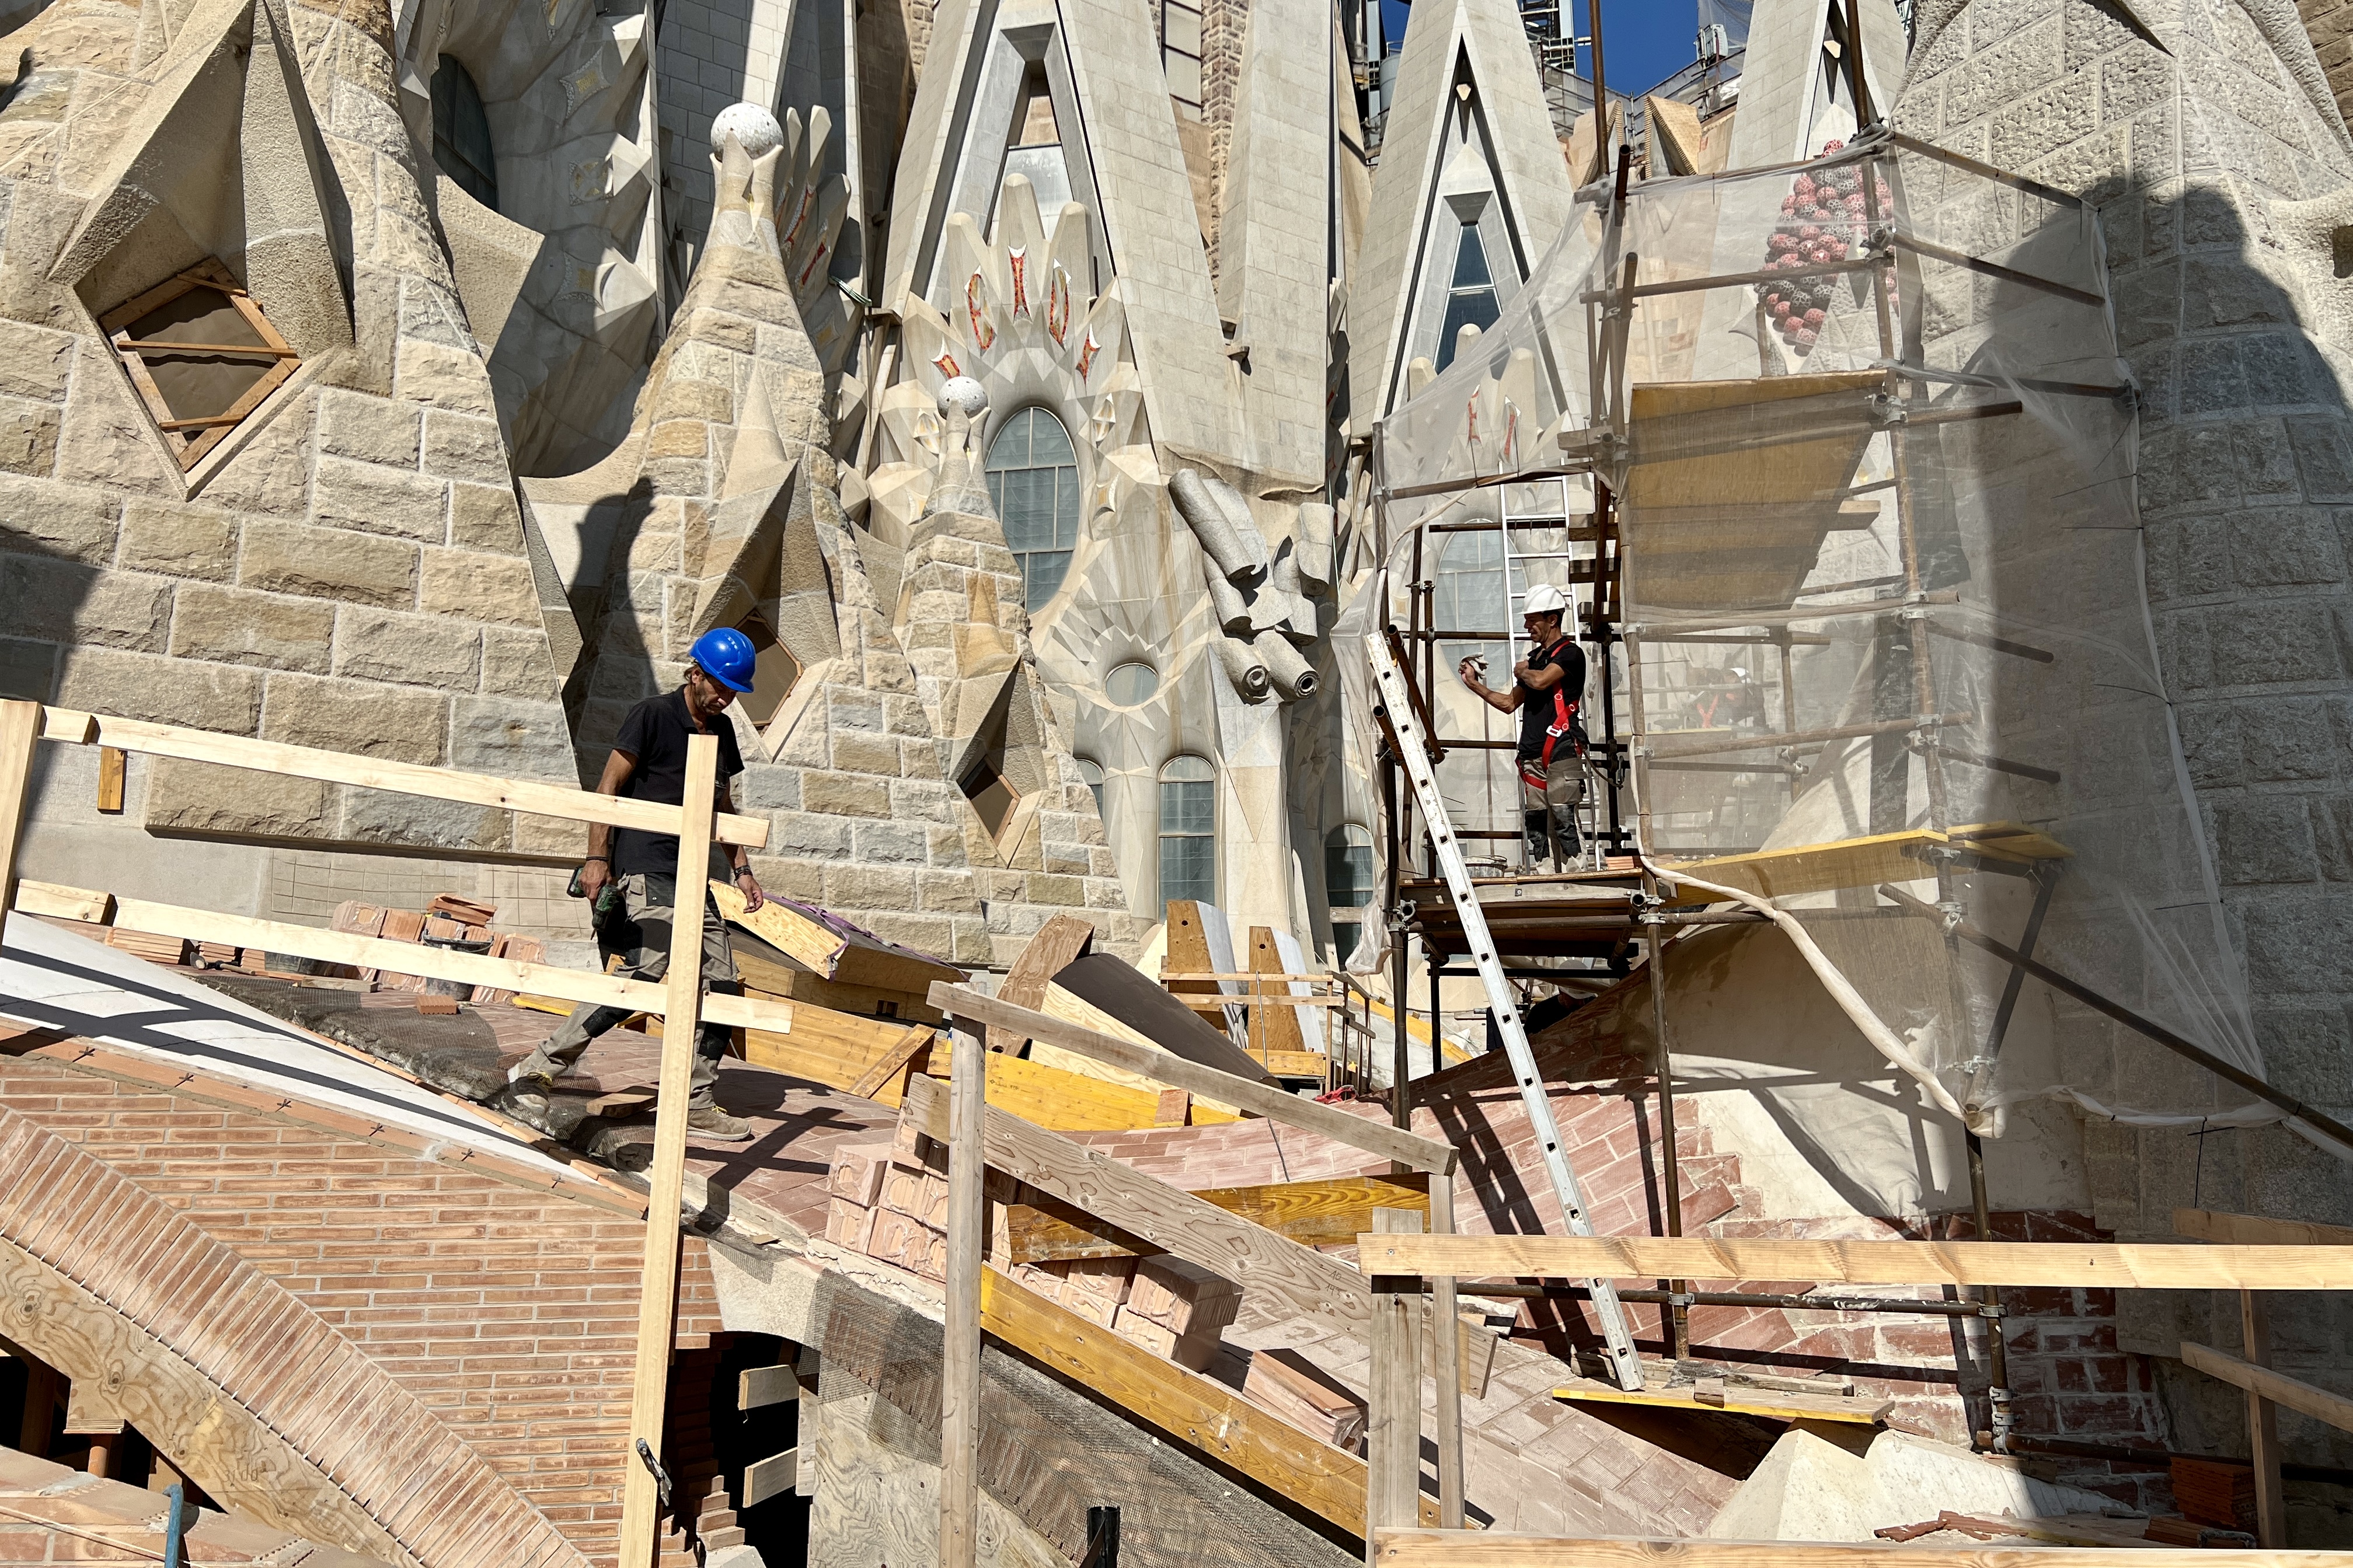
left=1345, top=0, right=1572, bottom=422
left=1723, top=0, right=1908, bottom=169
left=877, top=0, right=1233, bottom=462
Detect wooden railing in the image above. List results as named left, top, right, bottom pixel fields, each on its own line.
left=0, top=700, right=765, bottom=1566
left=1354, top=1228, right=2353, bottom=1562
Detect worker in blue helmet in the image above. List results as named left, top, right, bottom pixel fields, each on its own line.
left=507, top=627, right=766, bottom=1140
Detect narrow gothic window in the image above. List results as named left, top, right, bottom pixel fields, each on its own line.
left=1436, top=220, right=1500, bottom=370
left=984, top=407, right=1081, bottom=610
left=1158, top=755, right=1215, bottom=906
left=431, top=55, right=499, bottom=212
left=1160, top=0, right=1203, bottom=116
left=1326, top=823, right=1374, bottom=962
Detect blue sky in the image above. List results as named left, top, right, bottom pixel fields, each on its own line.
left=1379, top=0, right=1703, bottom=99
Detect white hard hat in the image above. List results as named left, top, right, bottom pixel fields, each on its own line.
left=1522, top=584, right=1569, bottom=616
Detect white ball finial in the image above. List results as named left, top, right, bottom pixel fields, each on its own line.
left=712, top=103, right=784, bottom=158
left=937, top=376, right=988, bottom=419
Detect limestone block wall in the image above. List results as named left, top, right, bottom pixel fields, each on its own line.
left=1896, top=0, right=2353, bottom=1471
left=0, top=0, right=589, bottom=920
left=2298, top=0, right=2353, bottom=130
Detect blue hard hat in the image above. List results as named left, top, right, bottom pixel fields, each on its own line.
left=689, top=627, right=758, bottom=692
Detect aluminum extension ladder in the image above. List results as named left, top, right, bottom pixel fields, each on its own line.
left=1366, top=629, right=1647, bottom=1392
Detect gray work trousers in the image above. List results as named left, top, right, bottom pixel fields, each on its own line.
left=518, top=872, right=738, bottom=1106
left=1520, top=755, right=1587, bottom=869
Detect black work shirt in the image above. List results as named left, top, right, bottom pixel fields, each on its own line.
left=1515, top=638, right=1587, bottom=761
left=608, top=690, right=745, bottom=875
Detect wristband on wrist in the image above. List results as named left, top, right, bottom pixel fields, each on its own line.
left=583, top=855, right=609, bottom=865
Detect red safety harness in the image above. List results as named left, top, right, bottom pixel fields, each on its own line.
left=1517, top=637, right=1585, bottom=792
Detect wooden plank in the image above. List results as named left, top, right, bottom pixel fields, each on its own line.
left=732, top=942, right=939, bottom=1023
left=930, top=1036, right=1242, bottom=1131
left=710, top=880, right=961, bottom=992
left=2181, top=1341, right=2353, bottom=1436
left=1369, top=1529, right=2252, bottom=1565
left=996, top=913, right=1096, bottom=1052
left=742, top=1447, right=799, bottom=1507
left=1428, top=1176, right=1464, bottom=1531
left=1553, top=1382, right=1891, bottom=1424
left=740, top=1364, right=799, bottom=1409
left=1263, top=1049, right=1334, bottom=1075
left=2173, top=1207, right=2353, bottom=1248
left=848, top=1025, right=936, bottom=1100
left=0, top=701, right=39, bottom=931
left=35, top=706, right=769, bottom=849
left=1355, top=1235, right=2353, bottom=1291
left=940, top=1021, right=988, bottom=1568
left=1247, top=926, right=1307, bottom=1060
left=97, top=891, right=792, bottom=1033
left=1367, top=1206, right=1425, bottom=1555
left=1659, top=822, right=2070, bottom=906
left=96, top=748, right=125, bottom=814
left=1005, top=1176, right=1432, bottom=1262
left=619, top=732, right=720, bottom=1567
left=979, top=1264, right=1374, bottom=1536
left=741, top=1006, right=918, bottom=1097
left=15, top=880, right=113, bottom=924
left=2240, top=1294, right=2286, bottom=1549
left=930, top=983, right=1457, bottom=1175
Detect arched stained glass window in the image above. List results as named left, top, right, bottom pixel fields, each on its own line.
left=1435, top=220, right=1499, bottom=371
left=984, top=407, right=1082, bottom=610
left=1158, top=755, right=1215, bottom=907
left=431, top=56, right=499, bottom=212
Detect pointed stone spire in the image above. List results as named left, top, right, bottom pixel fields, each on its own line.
left=1348, top=0, right=1574, bottom=421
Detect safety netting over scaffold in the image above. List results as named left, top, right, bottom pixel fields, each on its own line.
left=1341, top=130, right=2344, bottom=1159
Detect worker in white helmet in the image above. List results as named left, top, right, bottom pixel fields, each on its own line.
left=1457, top=582, right=1588, bottom=871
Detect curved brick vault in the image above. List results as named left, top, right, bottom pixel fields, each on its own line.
left=0, top=1105, right=591, bottom=1568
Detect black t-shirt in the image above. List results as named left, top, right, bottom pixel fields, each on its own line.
left=608, top=689, right=746, bottom=875
left=1516, top=638, right=1587, bottom=761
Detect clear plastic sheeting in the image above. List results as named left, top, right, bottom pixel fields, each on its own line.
left=1354, top=132, right=2324, bottom=1154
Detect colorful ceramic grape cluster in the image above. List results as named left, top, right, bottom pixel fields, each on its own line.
left=1757, top=143, right=1891, bottom=358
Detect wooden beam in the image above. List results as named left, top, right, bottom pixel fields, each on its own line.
left=2181, top=1341, right=2353, bottom=1436
left=0, top=700, right=40, bottom=933
left=711, top=880, right=959, bottom=991
left=996, top=913, right=1095, bottom=1050
left=16, top=880, right=113, bottom=924
left=930, top=983, right=1457, bottom=1175
left=1428, top=1176, right=1464, bottom=1531
left=739, top=1364, right=799, bottom=1409
left=1003, top=1175, right=1433, bottom=1262
left=1354, top=1235, right=2353, bottom=1291
left=1553, top=1382, right=1891, bottom=1424
left=2241, top=1294, right=2286, bottom=1549
left=1368, top=1530, right=2256, bottom=1564
left=619, top=733, right=719, bottom=1568
left=1367, top=1207, right=1425, bottom=1558
left=907, top=1072, right=1378, bottom=1334
left=35, top=706, right=769, bottom=850
left=96, top=748, right=124, bottom=814
left=741, top=1447, right=798, bottom=1507
left=979, top=1265, right=1377, bottom=1536
left=848, top=1024, right=936, bottom=1099
left=940, top=1020, right=987, bottom=1568
left=83, top=891, right=792, bottom=1033
left=2173, top=1207, right=2353, bottom=1248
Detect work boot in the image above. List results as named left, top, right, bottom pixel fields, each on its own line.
left=503, top=1066, right=557, bottom=1116
left=688, top=1104, right=754, bottom=1141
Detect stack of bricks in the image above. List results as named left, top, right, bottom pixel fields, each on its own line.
left=821, top=1133, right=1245, bottom=1372
left=327, top=898, right=546, bottom=1002
left=824, top=1132, right=951, bottom=1283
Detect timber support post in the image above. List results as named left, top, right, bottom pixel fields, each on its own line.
left=941, top=1014, right=989, bottom=1567
left=618, top=732, right=720, bottom=1566
left=1427, top=1178, right=1465, bottom=1528
left=1365, top=1205, right=1425, bottom=1561
left=0, top=699, right=41, bottom=931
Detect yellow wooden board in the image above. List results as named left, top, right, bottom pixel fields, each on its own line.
left=1553, top=1382, right=1889, bottom=1425
left=1658, top=821, right=2072, bottom=906
left=928, top=1037, right=1240, bottom=1131
left=1358, top=1233, right=2353, bottom=1291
